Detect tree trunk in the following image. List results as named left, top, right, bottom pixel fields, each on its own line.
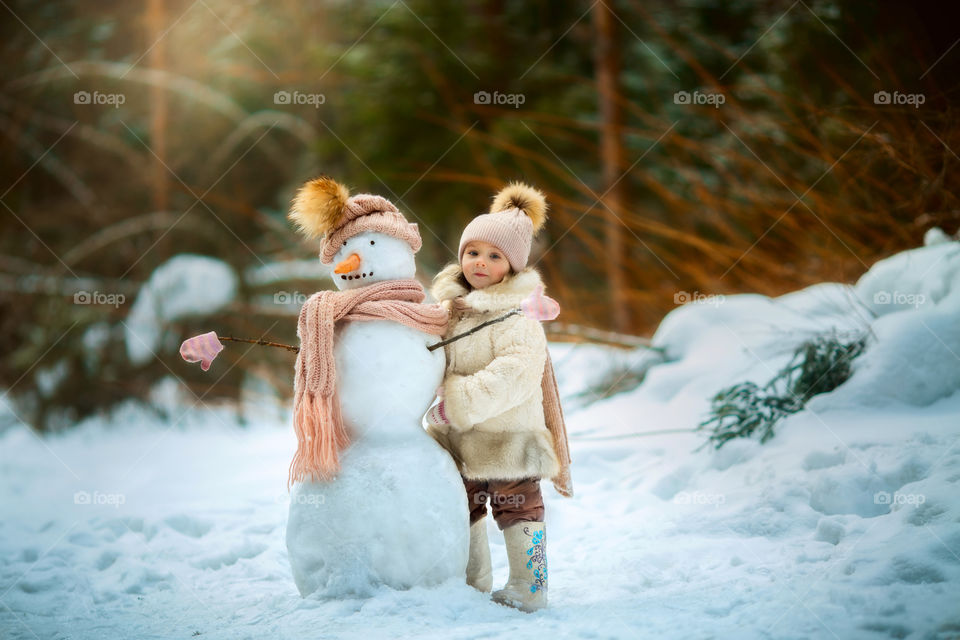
left=594, top=0, right=630, bottom=333
left=147, top=0, right=168, bottom=213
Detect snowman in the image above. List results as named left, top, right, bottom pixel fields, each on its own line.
left=283, top=177, right=468, bottom=597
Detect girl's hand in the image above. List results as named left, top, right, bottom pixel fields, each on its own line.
left=435, top=384, right=445, bottom=400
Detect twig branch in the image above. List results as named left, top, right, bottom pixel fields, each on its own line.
left=220, top=335, right=300, bottom=353
left=426, top=309, right=521, bottom=351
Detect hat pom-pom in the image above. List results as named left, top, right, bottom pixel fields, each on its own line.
left=490, top=182, right=548, bottom=233
left=289, top=176, right=350, bottom=240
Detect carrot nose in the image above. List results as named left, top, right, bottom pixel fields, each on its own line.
left=334, top=253, right=362, bottom=274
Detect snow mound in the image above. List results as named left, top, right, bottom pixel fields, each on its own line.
left=853, top=239, right=960, bottom=317
left=651, top=236, right=960, bottom=411
left=124, top=254, right=237, bottom=365
left=814, top=240, right=960, bottom=409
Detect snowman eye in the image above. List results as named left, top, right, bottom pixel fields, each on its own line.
left=370, top=240, right=375, bottom=245
left=343, top=240, right=347, bottom=247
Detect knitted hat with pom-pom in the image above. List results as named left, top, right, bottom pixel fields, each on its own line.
left=458, top=182, right=548, bottom=272
left=288, top=176, right=422, bottom=265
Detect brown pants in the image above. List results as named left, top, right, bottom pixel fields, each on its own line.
left=462, top=476, right=545, bottom=530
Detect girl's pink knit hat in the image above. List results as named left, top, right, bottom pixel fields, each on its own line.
left=289, top=176, right=422, bottom=264
left=458, top=182, right=549, bottom=272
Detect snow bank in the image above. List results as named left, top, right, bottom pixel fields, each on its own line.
left=812, top=239, right=960, bottom=409
left=651, top=235, right=960, bottom=413
left=124, top=254, right=237, bottom=365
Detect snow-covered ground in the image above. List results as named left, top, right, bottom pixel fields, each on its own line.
left=2, top=237, right=959, bottom=639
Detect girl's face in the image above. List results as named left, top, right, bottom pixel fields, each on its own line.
left=461, top=240, right=510, bottom=289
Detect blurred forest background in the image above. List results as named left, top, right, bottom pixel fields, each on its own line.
left=1, top=0, right=958, bottom=431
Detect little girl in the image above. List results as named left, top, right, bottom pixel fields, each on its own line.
left=426, top=182, right=572, bottom=613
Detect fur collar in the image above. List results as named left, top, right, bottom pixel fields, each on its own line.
left=431, top=262, right=469, bottom=303
left=431, top=263, right=544, bottom=313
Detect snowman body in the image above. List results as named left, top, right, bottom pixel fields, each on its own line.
left=285, top=232, right=468, bottom=597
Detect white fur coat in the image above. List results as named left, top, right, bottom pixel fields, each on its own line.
left=426, top=263, right=560, bottom=482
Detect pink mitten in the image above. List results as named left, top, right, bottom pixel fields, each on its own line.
left=426, top=401, right=450, bottom=425
left=180, top=331, right=224, bottom=371
left=521, top=284, right=561, bottom=321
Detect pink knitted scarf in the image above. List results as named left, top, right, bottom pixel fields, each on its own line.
left=288, top=279, right=448, bottom=488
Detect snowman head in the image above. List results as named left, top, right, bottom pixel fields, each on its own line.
left=288, top=177, right=423, bottom=285
left=330, top=231, right=416, bottom=290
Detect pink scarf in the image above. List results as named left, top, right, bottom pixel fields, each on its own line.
left=288, top=279, right=448, bottom=488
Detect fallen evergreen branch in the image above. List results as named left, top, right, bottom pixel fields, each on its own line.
left=697, top=330, right=868, bottom=450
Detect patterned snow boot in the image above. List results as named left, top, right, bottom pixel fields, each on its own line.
left=491, top=521, right=547, bottom=612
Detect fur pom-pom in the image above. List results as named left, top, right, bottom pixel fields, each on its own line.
left=289, top=176, right=350, bottom=240
left=490, top=182, right=548, bottom=232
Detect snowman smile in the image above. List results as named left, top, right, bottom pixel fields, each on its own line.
left=340, top=271, right=374, bottom=281
left=333, top=253, right=373, bottom=281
